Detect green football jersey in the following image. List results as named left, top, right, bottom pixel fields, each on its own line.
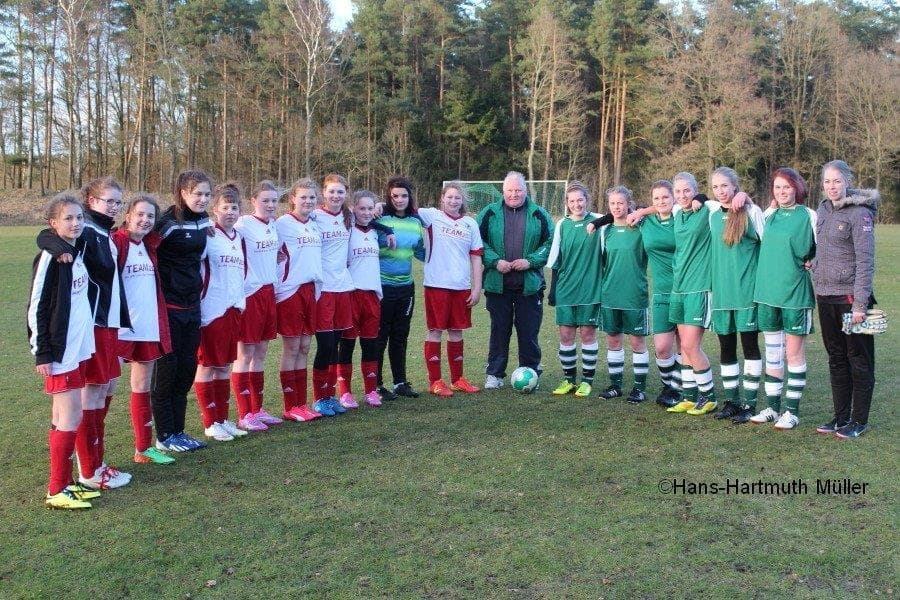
left=671, top=203, right=712, bottom=294
left=708, top=203, right=764, bottom=309
left=601, top=224, right=648, bottom=310
left=640, top=214, right=675, bottom=297
left=549, top=215, right=603, bottom=306
left=754, top=205, right=817, bottom=309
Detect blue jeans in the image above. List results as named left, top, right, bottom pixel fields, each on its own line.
left=485, top=289, right=543, bottom=378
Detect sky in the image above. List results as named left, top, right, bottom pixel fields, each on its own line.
left=328, top=0, right=355, bottom=30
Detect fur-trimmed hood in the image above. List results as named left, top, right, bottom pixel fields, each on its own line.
left=829, top=188, right=879, bottom=212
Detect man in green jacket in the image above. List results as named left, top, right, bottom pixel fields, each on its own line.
left=477, top=171, right=554, bottom=388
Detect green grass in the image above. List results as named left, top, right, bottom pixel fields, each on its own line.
left=0, top=225, right=897, bottom=599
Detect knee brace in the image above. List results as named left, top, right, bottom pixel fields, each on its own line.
left=764, top=331, right=785, bottom=370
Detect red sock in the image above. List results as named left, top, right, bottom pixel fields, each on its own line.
left=249, top=371, right=265, bottom=413
left=97, top=395, right=112, bottom=466
left=424, top=341, right=442, bottom=384
left=447, top=340, right=464, bottom=382
left=336, top=363, right=352, bottom=396
left=293, top=369, right=308, bottom=407
left=75, top=409, right=99, bottom=478
left=361, top=360, right=378, bottom=394
left=214, top=378, right=231, bottom=422
left=129, top=392, right=153, bottom=452
left=231, top=371, right=252, bottom=419
left=279, top=370, right=297, bottom=412
left=312, top=368, right=330, bottom=402
left=48, top=428, right=77, bottom=495
left=194, top=381, right=217, bottom=428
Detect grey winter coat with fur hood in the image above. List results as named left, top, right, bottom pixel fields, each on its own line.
left=811, top=188, right=878, bottom=313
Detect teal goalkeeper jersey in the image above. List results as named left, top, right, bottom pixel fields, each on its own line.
left=640, top=214, right=675, bottom=297
left=601, top=223, right=648, bottom=310
left=708, top=203, right=764, bottom=310
left=754, top=205, right=817, bottom=309
left=548, top=214, right=603, bottom=306
left=671, top=203, right=712, bottom=294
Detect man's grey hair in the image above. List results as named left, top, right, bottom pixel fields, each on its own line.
left=504, top=171, right=529, bottom=196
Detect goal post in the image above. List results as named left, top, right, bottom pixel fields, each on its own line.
left=442, top=180, right=569, bottom=217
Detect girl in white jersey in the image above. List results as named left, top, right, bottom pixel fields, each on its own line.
left=276, top=178, right=325, bottom=422
left=194, top=184, right=250, bottom=441
left=419, top=182, right=484, bottom=397
left=336, top=190, right=389, bottom=408
left=29, top=195, right=98, bottom=509
left=113, top=195, right=174, bottom=465
left=232, top=180, right=283, bottom=431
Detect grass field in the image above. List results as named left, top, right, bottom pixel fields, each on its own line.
left=0, top=225, right=896, bottom=599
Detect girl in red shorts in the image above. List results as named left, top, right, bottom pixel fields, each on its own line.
left=232, top=181, right=283, bottom=431
left=194, top=183, right=250, bottom=441
left=36, top=177, right=133, bottom=490
left=28, top=195, right=98, bottom=509
left=336, top=190, right=390, bottom=408
left=418, top=182, right=484, bottom=396
left=276, top=178, right=324, bottom=422
left=113, top=195, right=173, bottom=465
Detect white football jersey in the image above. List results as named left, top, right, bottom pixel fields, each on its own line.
left=312, top=207, right=354, bottom=293
left=348, top=225, right=383, bottom=298
left=275, top=213, right=324, bottom=302
left=119, top=240, right=161, bottom=342
left=200, top=226, right=247, bottom=326
left=419, top=207, right=483, bottom=290
left=235, top=215, right=279, bottom=296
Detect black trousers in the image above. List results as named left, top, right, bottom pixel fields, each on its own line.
left=485, top=289, right=543, bottom=378
left=375, top=294, right=414, bottom=386
left=817, top=301, right=876, bottom=424
left=151, top=308, right=201, bottom=439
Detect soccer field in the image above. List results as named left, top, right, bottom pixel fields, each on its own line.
left=0, top=225, right=897, bottom=599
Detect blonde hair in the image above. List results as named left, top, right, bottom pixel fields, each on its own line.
left=712, top=166, right=748, bottom=247
left=441, top=181, right=469, bottom=215
left=45, top=193, right=82, bottom=222
left=565, top=180, right=593, bottom=214
left=605, top=185, right=635, bottom=212
left=322, top=173, right=352, bottom=229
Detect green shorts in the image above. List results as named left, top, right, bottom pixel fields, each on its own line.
left=711, top=306, right=758, bottom=335
left=601, top=307, right=648, bottom=336
left=556, top=303, right=601, bottom=327
left=651, top=296, right=676, bottom=334
left=668, top=292, right=711, bottom=328
left=758, top=304, right=814, bottom=336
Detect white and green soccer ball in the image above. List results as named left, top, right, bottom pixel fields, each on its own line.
left=510, top=366, right=539, bottom=393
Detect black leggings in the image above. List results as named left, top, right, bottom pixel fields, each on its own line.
left=338, top=337, right=381, bottom=364
left=151, top=308, right=200, bottom=438
left=314, top=330, right=340, bottom=370
left=375, top=294, right=415, bottom=385
left=718, top=331, right=760, bottom=364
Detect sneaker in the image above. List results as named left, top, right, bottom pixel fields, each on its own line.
left=393, top=382, right=420, bottom=398
left=574, top=382, right=592, bottom=397
left=155, top=434, right=189, bottom=452
left=686, top=394, right=717, bottom=415
left=339, top=392, right=359, bottom=409
left=283, top=406, right=320, bottom=422
left=552, top=380, right=577, bottom=395
left=254, top=409, right=284, bottom=425
left=220, top=420, right=249, bottom=437
left=774, top=410, right=799, bottom=430
left=430, top=380, right=454, bottom=397
left=815, top=417, right=847, bottom=435
left=237, top=414, right=269, bottom=431
left=484, top=375, right=504, bottom=389
left=835, top=421, right=868, bottom=439
left=377, top=386, right=398, bottom=401
left=655, top=386, right=679, bottom=408
left=364, top=390, right=383, bottom=407
left=312, top=399, right=337, bottom=417
left=327, top=397, right=347, bottom=414
left=749, top=407, right=780, bottom=424
left=626, top=388, right=646, bottom=404
left=451, top=377, right=480, bottom=393
left=177, top=432, right=208, bottom=451
left=666, top=400, right=696, bottom=413
left=714, top=401, right=742, bottom=420
left=46, top=488, right=91, bottom=510
left=599, top=385, right=622, bottom=400
left=134, top=448, right=175, bottom=464
left=204, top=422, right=234, bottom=442
left=65, top=483, right=101, bottom=500
left=731, top=406, right=755, bottom=424
left=84, top=464, right=132, bottom=489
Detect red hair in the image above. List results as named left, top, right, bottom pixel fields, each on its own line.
left=771, top=167, right=808, bottom=205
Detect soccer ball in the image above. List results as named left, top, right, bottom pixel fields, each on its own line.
left=510, top=367, right=539, bottom=393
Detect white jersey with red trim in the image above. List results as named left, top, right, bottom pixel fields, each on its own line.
left=200, top=226, right=247, bottom=326
left=275, top=213, right=324, bottom=302
left=419, top=207, right=484, bottom=290
left=312, top=207, right=353, bottom=293
left=119, top=240, right=160, bottom=342
left=348, top=224, right=383, bottom=299
left=234, top=215, right=279, bottom=296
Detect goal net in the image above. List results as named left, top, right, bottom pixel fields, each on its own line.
left=443, top=180, right=568, bottom=217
